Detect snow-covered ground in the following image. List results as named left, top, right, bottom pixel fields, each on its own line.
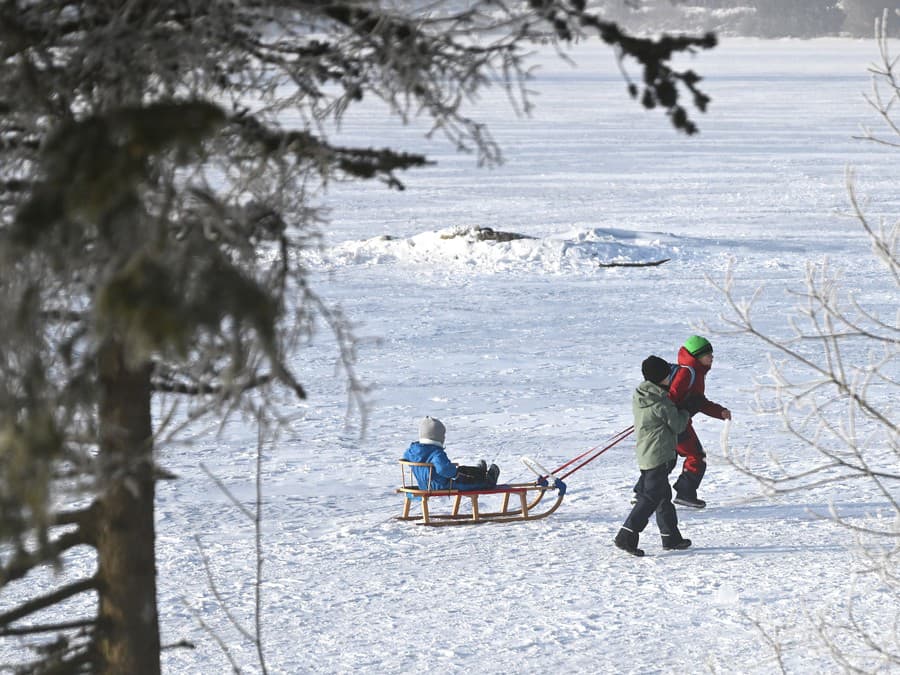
left=6, top=38, right=900, bottom=674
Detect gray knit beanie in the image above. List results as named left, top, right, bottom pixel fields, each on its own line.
left=418, top=416, right=446, bottom=447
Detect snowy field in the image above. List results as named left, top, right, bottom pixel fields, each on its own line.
left=5, top=38, right=900, bottom=673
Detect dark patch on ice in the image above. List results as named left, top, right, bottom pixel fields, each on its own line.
left=439, top=226, right=534, bottom=243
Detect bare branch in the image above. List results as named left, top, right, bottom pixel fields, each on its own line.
left=192, top=533, right=253, bottom=643
left=199, top=464, right=254, bottom=522
left=182, top=598, right=241, bottom=674
left=706, top=32, right=900, bottom=664
left=253, top=419, right=269, bottom=675
left=745, top=608, right=788, bottom=675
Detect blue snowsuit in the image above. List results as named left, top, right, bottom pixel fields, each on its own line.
left=402, top=442, right=495, bottom=491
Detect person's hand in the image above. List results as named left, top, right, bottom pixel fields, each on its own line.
left=722, top=409, right=732, bottom=420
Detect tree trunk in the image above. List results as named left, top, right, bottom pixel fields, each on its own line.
left=95, top=339, right=160, bottom=675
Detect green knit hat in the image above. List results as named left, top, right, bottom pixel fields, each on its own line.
left=684, top=335, right=713, bottom=357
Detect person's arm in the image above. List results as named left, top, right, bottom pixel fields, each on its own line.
left=662, top=399, right=691, bottom=435
left=672, top=368, right=730, bottom=420
left=430, top=449, right=459, bottom=479
left=700, top=399, right=730, bottom=420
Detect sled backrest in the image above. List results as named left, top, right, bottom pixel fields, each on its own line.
left=399, top=460, right=435, bottom=491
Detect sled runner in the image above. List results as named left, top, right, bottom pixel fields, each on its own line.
left=395, top=426, right=635, bottom=526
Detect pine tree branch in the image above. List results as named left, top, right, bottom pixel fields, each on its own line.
left=150, top=359, right=288, bottom=399
left=150, top=370, right=274, bottom=396
left=52, top=507, right=93, bottom=527
left=1, top=528, right=89, bottom=586
left=0, top=618, right=95, bottom=636
left=0, top=577, right=97, bottom=627
left=5, top=636, right=94, bottom=675
left=41, top=309, right=85, bottom=323
left=229, top=113, right=431, bottom=188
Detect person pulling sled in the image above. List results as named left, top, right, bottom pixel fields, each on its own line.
left=615, top=356, right=700, bottom=557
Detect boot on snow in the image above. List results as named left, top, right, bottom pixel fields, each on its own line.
left=614, top=528, right=645, bottom=557
left=661, top=534, right=692, bottom=551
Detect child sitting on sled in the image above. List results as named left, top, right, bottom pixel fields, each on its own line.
left=615, top=356, right=699, bottom=557
left=402, top=417, right=500, bottom=491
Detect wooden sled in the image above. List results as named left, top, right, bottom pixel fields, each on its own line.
left=396, top=460, right=566, bottom=526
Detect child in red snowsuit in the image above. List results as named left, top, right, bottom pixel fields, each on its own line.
left=668, top=336, right=731, bottom=508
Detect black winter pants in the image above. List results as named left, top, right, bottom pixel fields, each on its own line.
left=455, top=463, right=498, bottom=491
left=623, top=459, right=680, bottom=539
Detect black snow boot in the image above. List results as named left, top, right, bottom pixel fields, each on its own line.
left=614, top=528, right=645, bottom=557
left=457, top=461, right=488, bottom=482
left=673, top=494, right=706, bottom=509
left=486, top=463, right=500, bottom=485
left=661, top=534, right=692, bottom=551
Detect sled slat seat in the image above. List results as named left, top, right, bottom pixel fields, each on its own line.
left=396, top=460, right=564, bottom=526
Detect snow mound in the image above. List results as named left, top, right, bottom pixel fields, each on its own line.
left=305, top=226, right=684, bottom=274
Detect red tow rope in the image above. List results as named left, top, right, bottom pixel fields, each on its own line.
left=553, top=425, right=634, bottom=480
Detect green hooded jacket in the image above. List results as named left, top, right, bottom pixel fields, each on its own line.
left=632, top=380, right=691, bottom=470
